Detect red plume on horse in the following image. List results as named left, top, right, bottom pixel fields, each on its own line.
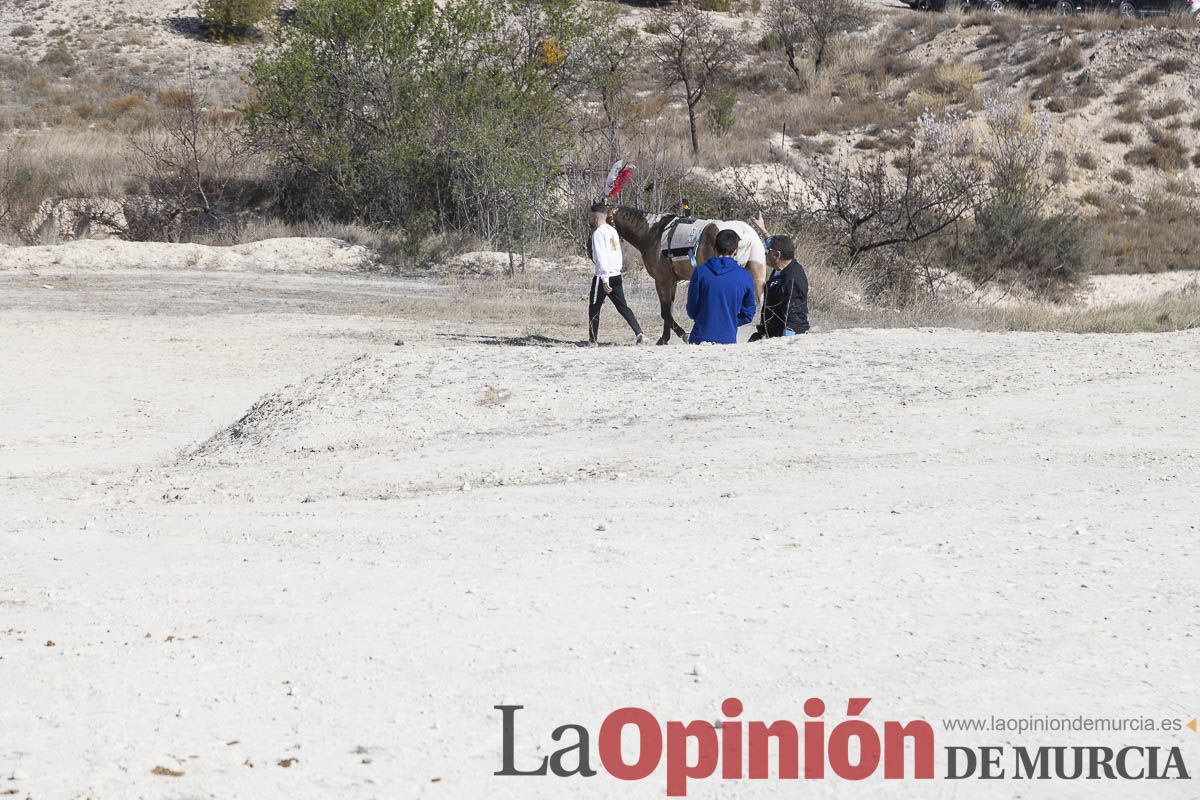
left=604, top=160, right=635, bottom=199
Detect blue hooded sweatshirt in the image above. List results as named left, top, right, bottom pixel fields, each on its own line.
left=686, top=256, right=757, bottom=345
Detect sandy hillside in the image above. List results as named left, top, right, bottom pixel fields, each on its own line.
left=2, top=248, right=1198, bottom=798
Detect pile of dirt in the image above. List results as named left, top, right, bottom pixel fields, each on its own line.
left=122, top=325, right=1200, bottom=505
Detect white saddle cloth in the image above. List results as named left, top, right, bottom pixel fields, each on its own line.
left=658, top=217, right=764, bottom=268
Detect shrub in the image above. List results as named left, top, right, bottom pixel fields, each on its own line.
left=0, top=142, right=67, bottom=239
left=1072, top=76, right=1105, bottom=101
left=1075, top=150, right=1098, bottom=170
left=764, top=0, right=867, bottom=80
left=1148, top=99, right=1185, bottom=120
left=198, top=0, right=277, bottom=42
left=708, top=87, right=737, bottom=136
left=1112, top=168, right=1133, bottom=184
left=958, top=94, right=1085, bottom=297
left=963, top=200, right=1087, bottom=299
left=1088, top=193, right=1200, bottom=273
left=1158, top=57, right=1187, bottom=74
left=1023, top=42, right=1082, bottom=78
left=1137, top=67, right=1163, bottom=86
left=38, top=44, right=75, bottom=76
left=1115, top=104, right=1144, bottom=124
left=1124, top=127, right=1188, bottom=170
left=126, top=79, right=254, bottom=241
left=1101, top=128, right=1133, bottom=144
left=247, top=0, right=589, bottom=251
left=1115, top=87, right=1143, bottom=107
left=1048, top=150, right=1070, bottom=184
left=930, top=60, right=984, bottom=103
left=107, top=94, right=150, bottom=117
left=971, top=14, right=1023, bottom=48
left=1045, top=97, right=1072, bottom=114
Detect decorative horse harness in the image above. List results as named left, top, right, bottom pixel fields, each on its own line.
left=655, top=216, right=761, bottom=271
left=659, top=216, right=707, bottom=270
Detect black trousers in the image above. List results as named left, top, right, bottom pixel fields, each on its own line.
left=588, top=275, right=642, bottom=342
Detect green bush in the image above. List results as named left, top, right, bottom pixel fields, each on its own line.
left=708, top=88, right=737, bottom=136
left=963, top=200, right=1088, bottom=299
left=246, top=0, right=588, bottom=249
left=198, top=0, right=277, bottom=42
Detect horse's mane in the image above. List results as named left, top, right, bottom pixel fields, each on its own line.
left=611, top=206, right=672, bottom=250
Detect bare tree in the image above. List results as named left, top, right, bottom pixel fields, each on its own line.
left=0, top=140, right=21, bottom=235
left=651, top=4, right=738, bottom=156
left=813, top=149, right=982, bottom=291
left=575, top=15, right=643, bottom=164
left=765, top=0, right=865, bottom=80
left=128, top=73, right=251, bottom=241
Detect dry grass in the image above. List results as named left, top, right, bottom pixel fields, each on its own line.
left=994, top=292, right=1200, bottom=333
left=1158, top=56, right=1189, bottom=74
left=1124, top=127, right=1189, bottom=171
left=424, top=261, right=1200, bottom=336
left=1023, top=42, right=1083, bottom=79
left=792, top=94, right=909, bottom=137
left=1149, top=98, right=1186, bottom=120
left=967, top=13, right=1025, bottom=48
left=0, top=129, right=131, bottom=233
left=1087, top=194, right=1200, bottom=273
left=1058, top=9, right=1198, bottom=32
left=925, top=60, right=984, bottom=105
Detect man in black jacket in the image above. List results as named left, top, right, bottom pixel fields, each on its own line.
left=748, top=219, right=809, bottom=340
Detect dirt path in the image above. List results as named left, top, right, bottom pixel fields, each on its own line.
left=1, top=267, right=1198, bottom=798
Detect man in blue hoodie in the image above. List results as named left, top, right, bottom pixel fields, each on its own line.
left=685, top=229, right=757, bottom=344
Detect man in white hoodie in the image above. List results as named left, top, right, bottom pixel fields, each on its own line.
left=588, top=203, right=644, bottom=346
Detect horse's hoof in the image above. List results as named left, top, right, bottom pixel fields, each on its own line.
left=656, top=338, right=669, bottom=346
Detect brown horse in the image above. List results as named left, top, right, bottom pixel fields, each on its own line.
left=609, top=206, right=767, bottom=345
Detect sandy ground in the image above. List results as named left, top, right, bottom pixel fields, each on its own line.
left=2, top=255, right=1199, bottom=799
left=1085, top=270, right=1200, bottom=308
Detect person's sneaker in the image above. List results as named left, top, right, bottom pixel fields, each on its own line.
left=635, top=333, right=645, bottom=345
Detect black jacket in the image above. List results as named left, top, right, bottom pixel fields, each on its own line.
left=760, top=261, right=809, bottom=336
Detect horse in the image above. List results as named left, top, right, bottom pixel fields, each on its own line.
left=609, top=206, right=767, bottom=345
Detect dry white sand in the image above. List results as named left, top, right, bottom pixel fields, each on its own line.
left=1084, top=270, right=1200, bottom=309
left=0, top=238, right=372, bottom=273
left=1, top=246, right=1198, bottom=799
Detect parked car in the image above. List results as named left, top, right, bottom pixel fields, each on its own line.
left=906, top=0, right=1200, bottom=15
left=1065, top=0, right=1196, bottom=14
left=1101, top=0, right=1193, bottom=15
left=906, top=0, right=1082, bottom=12
left=1025, top=0, right=1087, bottom=15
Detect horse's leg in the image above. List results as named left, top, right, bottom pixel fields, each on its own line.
left=667, top=281, right=688, bottom=339
left=654, top=276, right=674, bottom=345
left=667, top=264, right=693, bottom=341
left=747, top=259, right=767, bottom=307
